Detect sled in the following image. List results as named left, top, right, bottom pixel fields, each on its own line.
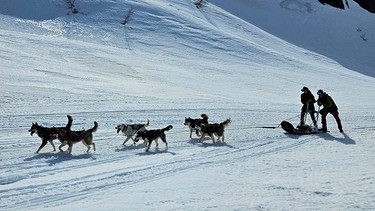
left=280, top=121, right=324, bottom=135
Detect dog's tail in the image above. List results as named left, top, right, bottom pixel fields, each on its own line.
left=220, top=118, right=231, bottom=128
left=145, top=119, right=150, bottom=127
left=201, top=113, right=208, bottom=120
left=66, top=115, right=73, bottom=130
left=162, top=125, right=173, bottom=132
left=87, top=121, right=98, bottom=133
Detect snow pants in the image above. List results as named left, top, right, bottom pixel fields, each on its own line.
left=320, top=107, right=343, bottom=132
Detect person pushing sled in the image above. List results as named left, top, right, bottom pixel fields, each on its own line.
left=281, top=87, right=343, bottom=135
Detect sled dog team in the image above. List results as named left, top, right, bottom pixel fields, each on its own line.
left=29, top=114, right=231, bottom=153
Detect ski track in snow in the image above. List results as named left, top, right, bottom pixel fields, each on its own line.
left=1, top=108, right=322, bottom=210
left=2, top=107, right=373, bottom=210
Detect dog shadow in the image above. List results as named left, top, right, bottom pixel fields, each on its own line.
left=189, top=137, right=234, bottom=148
left=24, top=152, right=95, bottom=165
left=320, top=132, right=356, bottom=145
left=115, top=144, right=145, bottom=152
left=136, top=146, right=176, bottom=156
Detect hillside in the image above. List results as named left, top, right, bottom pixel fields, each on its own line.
left=0, top=0, right=374, bottom=210
left=212, top=0, right=375, bottom=77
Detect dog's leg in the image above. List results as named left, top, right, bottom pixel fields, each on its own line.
left=130, top=136, right=136, bottom=144
left=161, top=136, right=168, bottom=146
left=210, top=135, right=215, bottom=143
left=36, top=139, right=49, bottom=153
left=198, top=134, right=205, bottom=143
left=189, top=129, right=193, bottom=138
left=68, top=142, right=73, bottom=154
left=92, top=142, right=96, bottom=151
left=195, top=128, right=200, bottom=137
left=145, top=139, right=152, bottom=152
left=161, top=136, right=168, bottom=151
left=214, top=133, right=221, bottom=142
left=82, top=140, right=91, bottom=152
left=59, top=141, right=68, bottom=152
left=122, top=136, right=132, bottom=145
left=48, top=140, right=56, bottom=151
left=155, top=138, right=159, bottom=147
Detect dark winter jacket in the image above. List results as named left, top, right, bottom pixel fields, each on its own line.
left=317, top=93, right=338, bottom=113
left=301, top=90, right=315, bottom=111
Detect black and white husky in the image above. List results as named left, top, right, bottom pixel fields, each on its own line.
left=184, top=114, right=208, bottom=138
left=197, top=118, right=231, bottom=143
left=134, top=125, right=173, bottom=152
left=115, top=119, right=150, bottom=145
left=29, top=115, right=73, bottom=153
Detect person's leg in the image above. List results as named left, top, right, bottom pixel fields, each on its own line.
left=320, top=108, right=328, bottom=132
left=300, top=105, right=307, bottom=126
left=309, top=110, right=317, bottom=126
left=332, top=112, right=343, bottom=132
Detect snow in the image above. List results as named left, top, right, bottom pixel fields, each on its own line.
left=0, top=0, right=374, bottom=210
left=212, top=0, right=375, bottom=78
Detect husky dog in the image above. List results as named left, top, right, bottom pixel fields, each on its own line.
left=184, top=114, right=208, bottom=138
left=115, top=119, right=150, bottom=145
left=54, top=121, right=98, bottom=154
left=29, top=115, right=73, bottom=153
left=134, top=125, right=173, bottom=152
left=197, top=118, right=231, bottom=143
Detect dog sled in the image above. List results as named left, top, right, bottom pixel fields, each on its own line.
left=280, top=105, right=326, bottom=135
left=280, top=121, right=322, bottom=135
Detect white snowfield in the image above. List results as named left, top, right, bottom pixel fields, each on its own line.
left=0, top=0, right=374, bottom=210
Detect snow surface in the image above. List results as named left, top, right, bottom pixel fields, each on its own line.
left=212, top=0, right=375, bottom=78
left=0, top=0, right=374, bottom=210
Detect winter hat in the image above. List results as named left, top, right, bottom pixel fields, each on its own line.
left=301, top=86, right=309, bottom=92
left=317, top=89, right=324, bottom=95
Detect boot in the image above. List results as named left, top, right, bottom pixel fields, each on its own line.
left=319, top=122, right=327, bottom=132
left=319, top=117, right=327, bottom=132
left=298, top=113, right=305, bottom=128
left=334, top=113, right=343, bottom=133
left=338, top=122, right=343, bottom=133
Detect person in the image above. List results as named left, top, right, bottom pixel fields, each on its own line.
left=316, top=89, right=343, bottom=132
left=299, top=87, right=317, bottom=127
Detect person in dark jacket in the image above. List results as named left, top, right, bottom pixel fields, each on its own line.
left=299, top=87, right=317, bottom=127
left=317, top=89, right=343, bottom=132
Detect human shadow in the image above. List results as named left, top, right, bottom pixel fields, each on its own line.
left=320, top=132, right=356, bottom=145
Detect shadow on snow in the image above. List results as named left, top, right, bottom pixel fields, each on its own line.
left=24, top=152, right=96, bottom=165
left=283, top=131, right=356, bottom=145
left=136, top=146, right=176, bottom=156
left=115, top=143, right=145, bottom=152
left=188, top=137, right=235, bottom=148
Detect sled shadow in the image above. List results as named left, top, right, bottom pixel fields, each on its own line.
left=24, top=152, right=95, bottom=165
left=321, top=132, right=356, bottom=145
left=283, top=133, right=302, bottom=139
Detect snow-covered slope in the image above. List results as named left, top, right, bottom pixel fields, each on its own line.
left=212, top=0, right=375, bottom=77
left=1, top=0, right=374, bottom=210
